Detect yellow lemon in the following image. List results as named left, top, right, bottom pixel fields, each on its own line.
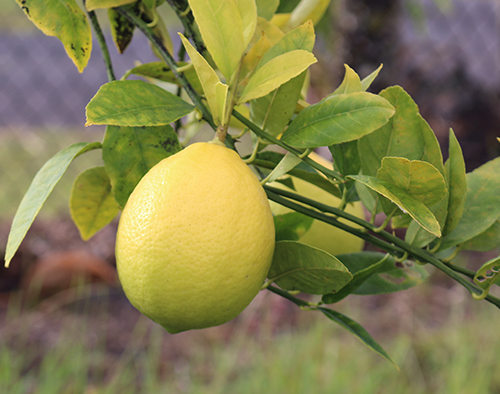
left=115, top=142, right=275, bottom=334
left=270, top=152, right=365, bottom=255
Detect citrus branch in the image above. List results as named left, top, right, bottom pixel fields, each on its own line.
left=264, top=185, right=500, bottom=310
left=84, top=2, right=115, bottom=82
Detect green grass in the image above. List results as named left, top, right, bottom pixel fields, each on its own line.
left=1, top=285, right=500, bottom=394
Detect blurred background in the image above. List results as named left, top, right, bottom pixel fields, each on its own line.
left=1, top=0, right=500, bottom=393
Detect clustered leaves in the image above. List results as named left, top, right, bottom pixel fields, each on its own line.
left=7, top=0, right=500, bottom=365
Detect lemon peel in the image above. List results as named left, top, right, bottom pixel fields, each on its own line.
left=116, top=142, right=275, bottom=333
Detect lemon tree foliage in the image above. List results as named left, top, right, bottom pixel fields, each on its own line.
left=6, top=0, right=500, bottom=364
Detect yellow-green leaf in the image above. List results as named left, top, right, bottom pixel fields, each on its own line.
left=215, top=82, right=229, bottom=125
left=239, top=50, right=317, bottom=103
left=256, top=0, right=279, bottom=20
left=348, top=175, right=441, bottom=237
left=377, top=157, right=447, bottom=207
left=188, top=0, right=246, bottom=81
left=4, top=142, right=102, bottom=267
left=332, top=64, right=362, bottom=95
left=16, top=0, right=92, bottom=72
left=70, top=167, right=120, bottom=241
left=234, top=0, right=257, bottom=48
left=179, top=34, right=223, bottom=124
left=285, top=0, right=331, bottom=30
left=86, top=0, right=135, bottom=10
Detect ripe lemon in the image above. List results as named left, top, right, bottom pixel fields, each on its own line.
left=115, top=142, right=275, bottom=334
left=270, top=152, right=365, bottom=255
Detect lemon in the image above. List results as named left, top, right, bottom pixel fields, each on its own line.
left=115, top=142, right=275, bottom=334
left=270, top=152, right=365, bottom=255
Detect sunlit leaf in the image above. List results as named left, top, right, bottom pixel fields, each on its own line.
left=249, top=21, right=315, bottom=137
left=256, top=0, right=279, bottom=20
left=16, top=0, right=92, bottom=72
left=234, top=0, right=257, bottom=48
left=70, top=167, right=120, bottom=240
left=285, top=0, right=331, bottom=30
left=85, top=80, right=195, bottom=127
left=239, top=50, right=317, bottom=103
left=281, top=92, right=395, bottom=148
left=256, top=20, right=315, bottom=70
left=179, top=34, right=224, bottom=124
left=268, top=241, right=352, bottom=295
left=188, top=0, right=246, bottom=80
left=4, top=142, right=102, bottom=267
left=102, top=125, right=182, bottom=208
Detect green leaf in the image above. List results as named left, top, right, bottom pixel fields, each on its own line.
left=179, top=34, right=224, bottom=124
left=358, top=86, right=445, bottom=178
left=85, top=80, right=195, bottom=127
left=128, top=61, right=202, bottom=93
left=265, top=152, right=303, bottom=183
left=16, top=0, right=92, bottom=72
left=281, top=92, right=395, bottom=149
left=348, top=175, right=441, bottom=237
left=250, top=72, right=307, bottom=137
left=473, top=256, right=500, bottom=300
left=440, top=157, right=500, bottom=250
left=70, top=167, right=120, bottom=241
left=234, top=0, right=257, bottom=48
left=239, top=50, right=317, bottom=103
left=268, top=241, right=352, bottom=294
left=253, top=152, right=341, bottom=197
left=329, top=140, right=360, bottom=200
left=4, top=142, right=102, bottom=267
left=86, top=0, right=135, bottom=10
left=322, top=253, right=390, bottom=303
left=360, top=64, right=383, bottom=91
left=274, top=212, right=314, bottom=241
left=102, top=125, right=182, bottom=208
left=405, top=195, right=449, bottom=247
left=462, top=219, right=500, bottom=252
left=108, top=8, right=135, bottom=54
left=355, top=181, right=383, bottom=215
left=317, top=306, right=398, bottom=368
left=336, top=252, right=429, bottom=295
left=188, top=0, right=246, bottom=80
left=331, top=64, right=363, bottom=95
left=256, top=0, right=279, bottom=20
left=377, top=157, right=447, bottom=206
left=443, top=128, right=467, bottom=236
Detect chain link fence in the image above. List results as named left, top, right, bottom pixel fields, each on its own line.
left=1, top=0, right=500, bottom=220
